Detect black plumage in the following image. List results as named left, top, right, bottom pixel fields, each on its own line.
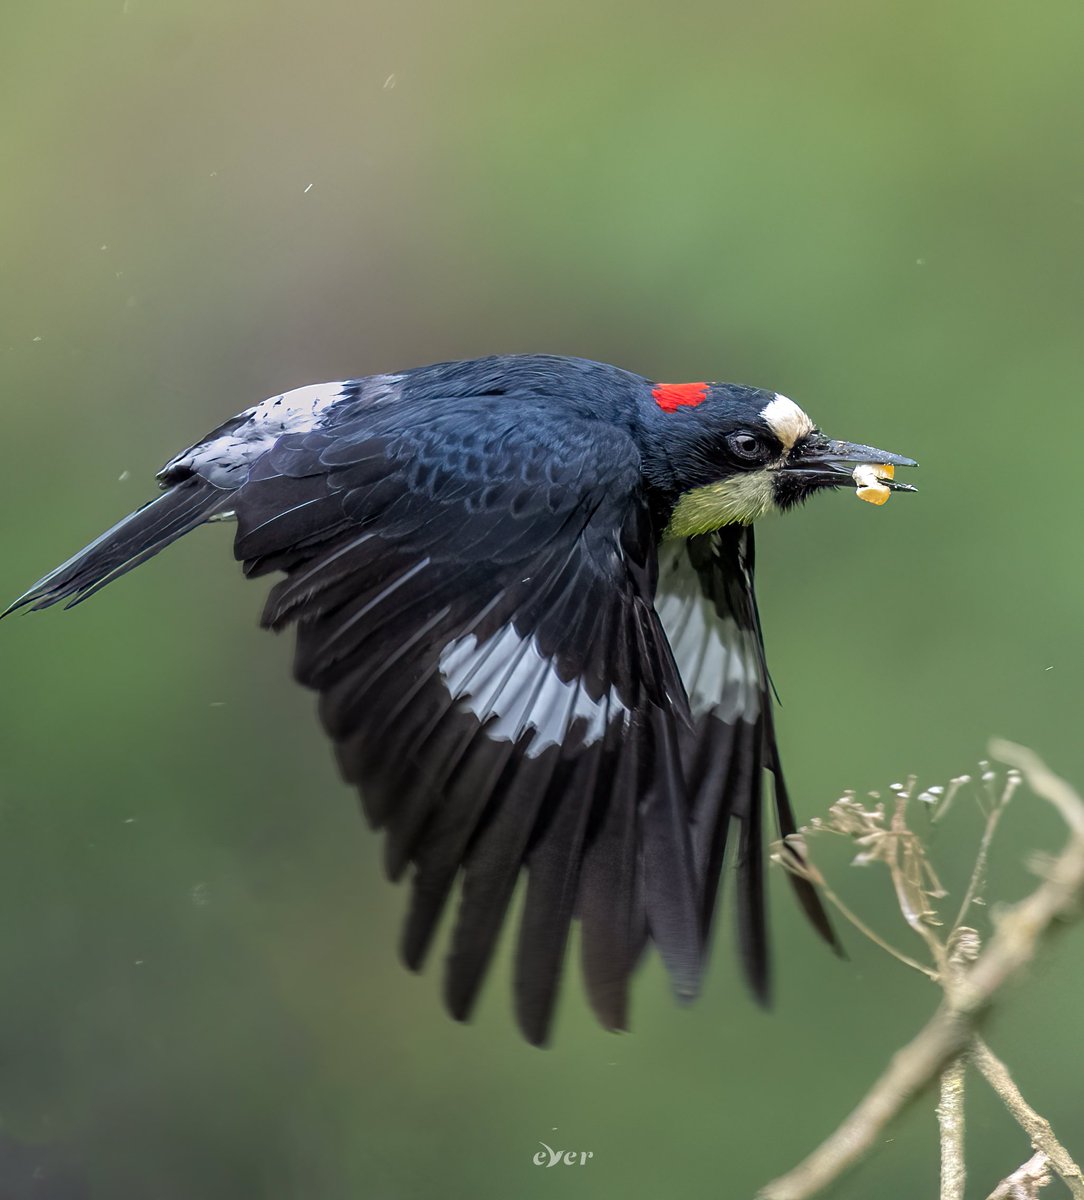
left=4, top=354, right=917, bottom=1045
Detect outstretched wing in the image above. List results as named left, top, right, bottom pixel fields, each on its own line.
left=230, top=393, right=701, bottom=1044
left=655, top=528, right=838, bottom=1001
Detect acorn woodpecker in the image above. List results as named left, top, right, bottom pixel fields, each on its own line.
left=5, top=354, right=916, bottom=1045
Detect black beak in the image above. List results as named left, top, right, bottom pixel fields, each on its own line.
left=785, top=437, right=919, bottom=493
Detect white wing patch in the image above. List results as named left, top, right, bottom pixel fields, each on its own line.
left=655, top=551, right=762, bottom=722
left=439, top=625, right=628, bottom=757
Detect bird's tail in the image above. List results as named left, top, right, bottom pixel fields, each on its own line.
left=3, top=477, right=233, bottom=616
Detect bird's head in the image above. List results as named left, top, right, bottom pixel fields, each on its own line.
left=639, top=381, right=917, bottom=537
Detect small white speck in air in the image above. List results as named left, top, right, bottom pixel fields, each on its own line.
left=32, top=336, right=42, bottom=343
left=383, top=73, right=398, bottom=89
left=1044, top=665, right=1055, bottom=671
left=118, top=469, right=131, bottom=482
left=123, top=817, right=135, bottom=824
left=303, top=183, right=314, bottom=194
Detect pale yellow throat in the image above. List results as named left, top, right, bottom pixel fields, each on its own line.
left=663, top=471, right=778, bottom=539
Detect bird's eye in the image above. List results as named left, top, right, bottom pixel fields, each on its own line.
left=728, top=432, right=764, bottom=461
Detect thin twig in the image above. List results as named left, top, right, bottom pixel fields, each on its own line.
left=823, top=887, right=937, bottom=979
left=774, top=837, right=938, bottom=977
left=985, top=1151, right=1051, bottom=1200
left=953, top=772, right=1020, bottom=929
left=938, top=1056, right=967, bottom=1200
left=887, top=793, right=950, bottom=976
left=932, top=774, right=972, bottom=825
left=971, top=1035, right=1084, bottom=1199
left=758, top=743, right=1084, bottom=1200
left=991, top=740, right=1084, bottom=842
left=781, top=856, right=937, bottom=979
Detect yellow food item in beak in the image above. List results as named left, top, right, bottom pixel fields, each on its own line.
left=853, top=463, right=894, bottom=506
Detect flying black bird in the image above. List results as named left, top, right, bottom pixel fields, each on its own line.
left=5, top=354, right=916, bottom=1045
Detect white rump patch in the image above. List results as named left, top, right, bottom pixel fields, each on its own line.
left=762, top=393, right=815, bottom=451
left=244, top=382, right=346, bottom=434
left=655, top=553, right=763, bottom=722
left=438, top=625, right=628, bottom=757
left=159, top=374, right=404, bottom=486
left=161, top=382, right=346, bottom=485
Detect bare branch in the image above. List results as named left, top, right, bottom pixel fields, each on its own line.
left=985, top=1151, right=1051, bottom=1200
left=938, top=1056, right=967, bottom=1200
left=758, top=1004, right=976, bottom=1200
left=758, top=745, right=1084, bottom=1200
left=971, top=1036, right=1084, bottom=1199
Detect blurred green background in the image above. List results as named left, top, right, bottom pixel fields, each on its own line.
left=2, top=1, right=1083, bottom=1196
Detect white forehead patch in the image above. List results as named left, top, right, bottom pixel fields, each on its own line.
left=762, top=393, right=815, bottom=451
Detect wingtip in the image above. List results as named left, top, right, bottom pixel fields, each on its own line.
left=399, top=929, right=431, bottom=975
left=2, top=573, right=61, bottom=617
left=1, top=589, right=51, bottom=619
left=745, top=963, right=772, bottom=1009
left=787, top=873, right=845, bottom=957
left=825, top=924, right=848, bottom=960
left=443, top=965, right=488, bottom=1027
left=516, top=1012, right=554, bottom=1049
left=584, top=981, right=632, bottom=1033
left=670, top=969, right=702, bottom=1008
